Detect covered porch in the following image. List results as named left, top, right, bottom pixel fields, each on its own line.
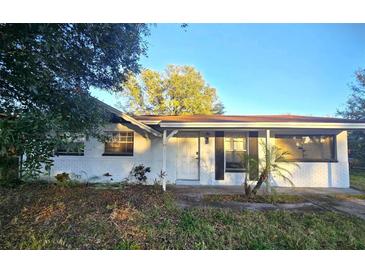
left=159, top=127, right=349, bottom=190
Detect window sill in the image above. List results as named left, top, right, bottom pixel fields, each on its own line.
left=55, top=153, right=84, bottom=156
left=102, top=153, right=133, bottom=157
left=225, top=169, right=247, bottom=173
left=277, top=160, right=338, bottom=163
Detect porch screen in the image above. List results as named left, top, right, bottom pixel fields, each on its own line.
left=275, top=134, right=336, bottom=162
left=104, top=131, right=134, bottom=156
left=224, top=133, right=248, bottom=172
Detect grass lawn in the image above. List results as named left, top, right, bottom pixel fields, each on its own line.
left=350, top=168, right=365, bottom=191
left=1, top=183, right=365, bottom=249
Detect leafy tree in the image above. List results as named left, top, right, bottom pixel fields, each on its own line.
left=0, top=23, right=149, bottom=178
left=117, top=65, right=225, bottom=115
left=337, top=69, right=365, bottom=166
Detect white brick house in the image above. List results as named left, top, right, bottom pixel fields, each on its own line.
left=49, top=101, right=365, bottom=189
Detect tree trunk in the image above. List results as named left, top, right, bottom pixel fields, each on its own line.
left=252, top=171, right=268, bottom=195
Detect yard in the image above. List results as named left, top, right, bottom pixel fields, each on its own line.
left=1, top=182, right=365, bottom=249
left=350, top=168, right=365, bottom=191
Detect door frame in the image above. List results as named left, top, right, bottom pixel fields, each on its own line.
left=176, top=131, right=200, bottom=182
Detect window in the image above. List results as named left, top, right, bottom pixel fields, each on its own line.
left=56, top=135, right=85, bottom=156
left=104, top=131, right=134, bottom=156
left=275, top=134, right=336, bottom=162
left=225, top=133, right=248, bottom=172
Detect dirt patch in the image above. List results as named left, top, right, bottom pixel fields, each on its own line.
left=109, top=206, right=146, bottom=240
left=34, top=202, right=66, bottom=223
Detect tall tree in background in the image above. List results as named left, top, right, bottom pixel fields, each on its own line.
left=0, top=23, right=150, bottom=178
left=338, top=69, right=365, bottom=166
left=117, top=65, right=225, bottom=115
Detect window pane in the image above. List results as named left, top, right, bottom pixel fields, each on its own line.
left=275, top=135, right=335, bottom=161
left=56, top=135, right=85, bottom=155
left=226, top=151, right=245, bottom=170
left=104, top=131, right=134, bottom=155
left=225, top=133, right=247, bottom=171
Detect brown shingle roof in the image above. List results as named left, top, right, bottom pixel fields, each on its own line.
left=133, top=114, right=365, bottom=124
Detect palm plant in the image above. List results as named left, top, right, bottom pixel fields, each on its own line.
left=245, top=142, right=299, bottom=195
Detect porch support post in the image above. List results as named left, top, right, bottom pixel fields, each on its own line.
left=162, top=130, right=167, bottom=191
left=161, top=129, right=178, bottom=191
left=265, top=129, right=271, bottom=182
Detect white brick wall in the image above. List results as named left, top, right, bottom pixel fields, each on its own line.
left=48, top=124, right=350, bottom=188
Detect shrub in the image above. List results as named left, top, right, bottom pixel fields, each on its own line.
left=55, top=172, right=70, bottom=183
left=153, top=170, right=167, bottom=186
left=54, top=172, right=76, bottom=187
left=129, top=164, right=151, bottom=184
left=0, top=155, right=21, bottom=186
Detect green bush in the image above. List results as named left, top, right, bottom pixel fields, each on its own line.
left=54, top=172, right=77, bottom=187
left=129, top=164, right=151, bottom=184
left=0, top=155, right=20, bottom=186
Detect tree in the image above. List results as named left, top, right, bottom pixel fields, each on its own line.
left=0, top=23, right=150, bottom=178
left=117, top=65, right=225, bottom=115
left=337, top=69, right=365, bottom=166
left=244, top=143, right=298, bottom=196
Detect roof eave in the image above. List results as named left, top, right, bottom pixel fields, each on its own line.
left=96, top=100, right=162, bottom=137
left=158, top=122, right=365, bottom=130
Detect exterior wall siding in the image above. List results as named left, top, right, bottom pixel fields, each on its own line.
left=49, top=123, right=156, bottom=183
left=48, top=124, right=350, bottom=188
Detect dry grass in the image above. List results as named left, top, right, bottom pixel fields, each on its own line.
left=1, top=183, right=365, bottom=249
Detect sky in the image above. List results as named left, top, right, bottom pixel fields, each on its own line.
left=91, top=23, right=365, bottom=116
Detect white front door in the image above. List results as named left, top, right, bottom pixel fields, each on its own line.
left=177, top=132, right=200, bottom=181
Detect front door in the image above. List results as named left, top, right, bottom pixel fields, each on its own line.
left=177, top=132, right=200, bottom=181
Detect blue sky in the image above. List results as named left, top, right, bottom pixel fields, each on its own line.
left=91, top=23, right=365, bottom=116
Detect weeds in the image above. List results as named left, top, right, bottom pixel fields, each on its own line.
left=1, top=183, right=365, bottom=249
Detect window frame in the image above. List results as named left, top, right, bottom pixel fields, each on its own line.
left=103, top=131, right=134, bottom=156
left=274, top=134, right=337, bottom=163
left=55, top=135, right=85, bottom=156
left=224, top=132, right=249, bottom=173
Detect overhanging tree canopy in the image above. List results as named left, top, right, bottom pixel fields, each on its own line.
left=0, top=23, right=150, bottom=178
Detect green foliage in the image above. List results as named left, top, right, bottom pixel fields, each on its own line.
left=129, top=164, right=151, bottom=184
left=54, top=172, right=70, bottom=183
left=116, top=239, right=141, bottom=250
left=0, top=156, right=20, bottom=186
left=0, top=23, right=150, bottom=177
left=54, top=172, right=80, bottom=187
left=350, top=168, right=365, bottom=191
left=117, top=65, right=225, bottom=115
left=153, top=170, right=167, bottom=186
left=263, top=144, right=299, bottom=186
left=337, top=69, right=365, bottom=165
left=250, top=143, right=299, bottom=195
left=145, top=206, right=365, bottom=250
